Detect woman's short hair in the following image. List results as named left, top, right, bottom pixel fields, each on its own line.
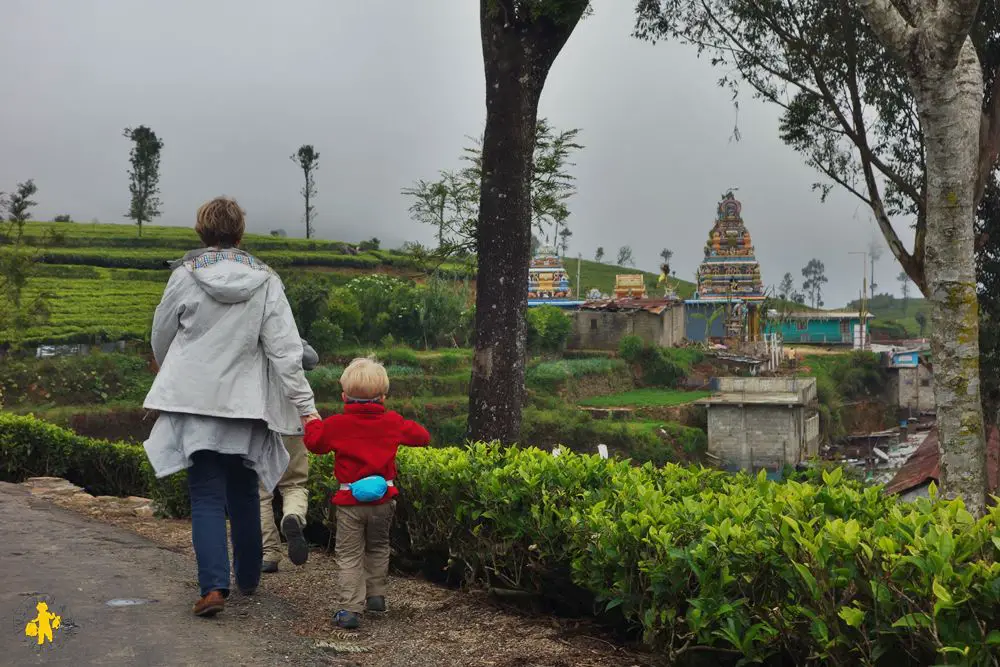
left=340, top=357, right=390, bottom=399
left=195, top=197, right=245, bottom=248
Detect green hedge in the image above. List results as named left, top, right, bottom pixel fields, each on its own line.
left=5, top=415, right=999, bottom=664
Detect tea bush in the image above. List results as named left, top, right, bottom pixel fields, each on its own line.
left=0, top=353, right=152, bottom=407
left=525, top=358, right=628, bottom=392
left=3, top=415, right=998, bottom=664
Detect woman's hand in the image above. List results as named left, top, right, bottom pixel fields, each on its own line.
left=301, top=413, right=321, bottom=429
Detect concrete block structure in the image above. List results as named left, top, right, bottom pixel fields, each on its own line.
left=884, top=348, right=935, bottom=414
left=568, top=299, right=685, bottom=351
left=697, top=377, right=820, bottom=472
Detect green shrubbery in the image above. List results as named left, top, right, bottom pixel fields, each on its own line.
left=803, top=352, right=888, bottom=441
left=4, top=414, right=997, bottom=664
left=618, top=336, right=705, bottom=388
left=525, top=357, right=628, bottom=392
left=286, top=274, right=473, bottom=354
left=526, top=305, right=572, bottom=353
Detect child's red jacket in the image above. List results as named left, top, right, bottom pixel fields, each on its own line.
left=303, top=402, right=430, bottom=506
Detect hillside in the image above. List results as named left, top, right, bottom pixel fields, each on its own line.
left=564, top=258, right=696, bottom=299
left=846, top=293, right=930, bottom=338
left=3, top=222, right=696, bottom=346
left=3, top=222, right=471, bottom=346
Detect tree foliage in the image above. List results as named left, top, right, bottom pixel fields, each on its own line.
left=779, top=271, right=795, bottom=300
left=634, top=0, right=1000, bottom=294
left=291, top=145, right=320, bottom=239
left=402, top=118, right=583, bottom=255
left=897, top=270, right=911, bottom=314
left=617, top=245, right=635, bottom=267
left=595, top=246, right=605, bottom=263
left=0, top=180, right=49, bottom=345
left=801, top=258, right=828, bottom=309
left=123, top=126, right=163, bottom=238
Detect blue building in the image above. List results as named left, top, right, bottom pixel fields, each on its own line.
left=766, top=312, right=873, bottom=345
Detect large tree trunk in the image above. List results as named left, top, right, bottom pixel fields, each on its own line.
left=468, top=16, right=542, bottom=444
left=914, top=40, right=988, bottom=515
left=467, top=1, right=586, bottom=443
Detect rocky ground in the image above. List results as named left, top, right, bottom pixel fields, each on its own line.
left=9, top=477, right=657, bottom=667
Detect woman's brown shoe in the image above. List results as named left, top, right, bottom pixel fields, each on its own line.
left=193, top=590, right=225, bottom=617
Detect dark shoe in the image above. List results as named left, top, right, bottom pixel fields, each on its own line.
left=239, top=586, right=257, bottom=596
left=193, top=590, right=225, bottom=617
left=333, top=610, right=361, bottom=629
left=365, top=596, right=386, bottom=613
left=282, top=515, right=309, bottom=566
left=261, top=560, right=279, bottom=574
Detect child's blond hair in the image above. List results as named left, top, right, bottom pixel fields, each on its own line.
left=340, top=357, right=390, bottom=399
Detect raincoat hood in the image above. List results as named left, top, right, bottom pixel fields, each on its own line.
left=171, top=248, right=273, bottom=304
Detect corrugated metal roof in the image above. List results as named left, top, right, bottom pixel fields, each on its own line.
left=579, top=298, right=681, bottom=314
left=783, top=311, right=875, bottom=320
left=885, top=427, right=939, bottom=495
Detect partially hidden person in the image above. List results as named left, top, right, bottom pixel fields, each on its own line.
left=260, top=338, right=319, bottom=572
left=143, top=196, right=320, bottom=618
left=303, top=357, right=430, bottom=629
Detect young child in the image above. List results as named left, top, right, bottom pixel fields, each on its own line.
left=303, top=357, right=430, bottom=629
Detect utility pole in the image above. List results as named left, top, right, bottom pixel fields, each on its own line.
left=849, top=251, right=868, bottom=349
left=576, top=253, right=582, bottom=299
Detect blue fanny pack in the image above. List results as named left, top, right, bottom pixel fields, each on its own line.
left=342, top=475, right=391, bottom=503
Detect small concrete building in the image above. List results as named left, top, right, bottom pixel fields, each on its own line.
left=568, top=299, right=685, bottom=351
left=697, top=377, right=820, bottom=472
left=884, top=349, right=934, bottom=414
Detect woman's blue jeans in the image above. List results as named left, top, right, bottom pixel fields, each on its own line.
left=187, top=451, right=263, bottom=597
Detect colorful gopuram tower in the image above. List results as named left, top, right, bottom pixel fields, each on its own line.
left=692, top=192, right=766, bottom=340
left=527, top=245, right=576, bottom=304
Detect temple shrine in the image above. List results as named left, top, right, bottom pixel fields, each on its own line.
left=527, top=246, right=582, bottom=307
left=686, top=192, right=766, bottom=341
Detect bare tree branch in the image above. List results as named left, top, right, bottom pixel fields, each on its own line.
left=937, top=0, right=985, bottom=65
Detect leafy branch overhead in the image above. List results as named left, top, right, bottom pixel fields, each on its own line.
left=634, top=0, right=1000, bottom=294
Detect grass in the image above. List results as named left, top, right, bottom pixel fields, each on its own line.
left=563, top=258, right=696, bottom=299
left=846, top=293, right=929, bottom=338
left=578, top=388, right=711, bottom=408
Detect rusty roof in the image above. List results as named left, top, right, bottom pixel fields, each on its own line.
left=885, top=427, right=940, bottom=495
left=579, top=298, right=681, bottom=314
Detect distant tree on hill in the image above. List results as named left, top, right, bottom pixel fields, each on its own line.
left=359, top=237, right=381, bottom=252
left=123, top=126, right=163, bottom=237
left=898, top=271, right=911, bottom=314
left=916, top=310, right=928, bottom=337
left=270, top=229, right=287, bottom=238
left=53, top=214, right=72, bottom=223
left=7, top=180, right=37, bottom=224
left=868, top=236, right=883, bottom=299
left=779, top=272, right=795, bottom=301
left=594, top=246, right=605, bottom=263
left=659, top=248, right=673, bottom=264
left=558, top=227, right=572, bottom=257
left=404, top=119, right=583, bottom=256
left=801, top=259, right=827, bottom=309
left=617, top=245, right=634, bottom=267
left=530, top=234, right=542, bottom=256
left=0, top=178, right=48, bottom=343
left=291, top=145, right=319, bottom=239
left=791, top=292, right=806, bottom=305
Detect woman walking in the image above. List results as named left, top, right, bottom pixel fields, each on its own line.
left=143, top=197, right=318, bottom=616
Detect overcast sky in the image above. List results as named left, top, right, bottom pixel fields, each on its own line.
left=0, top=0, right=917, bottom=306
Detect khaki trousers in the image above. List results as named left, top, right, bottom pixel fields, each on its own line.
left=334, top=501, right=395, bottom=613
left=260, top=436, right=309, bottom=562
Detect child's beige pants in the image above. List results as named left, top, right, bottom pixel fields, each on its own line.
left=259, top=436, right=309, bottom=563
left=334, top=500, right=395, bottom=613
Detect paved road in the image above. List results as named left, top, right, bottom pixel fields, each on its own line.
left=0, top=483, right=333, bottom=667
